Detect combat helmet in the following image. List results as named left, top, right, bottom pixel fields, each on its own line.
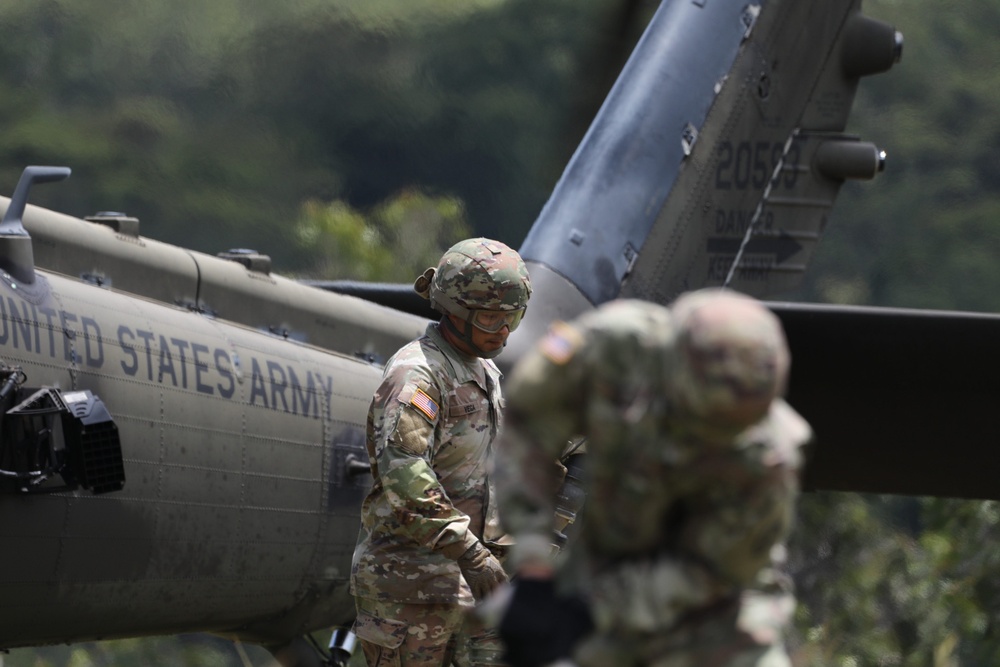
left=414, top=238, right=531, bottom=358
left=669, top=289, right=789, bottom=440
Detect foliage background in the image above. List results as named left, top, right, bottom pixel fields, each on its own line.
left=2, top=0, right=1000, bottom=665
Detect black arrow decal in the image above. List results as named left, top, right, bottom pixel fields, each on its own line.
left=707, top=231, right=803, bottom=264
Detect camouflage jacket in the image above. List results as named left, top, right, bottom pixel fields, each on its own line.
left=351, top=322, right=505, bottom=605
left=495, top=299, right=811, bottom=633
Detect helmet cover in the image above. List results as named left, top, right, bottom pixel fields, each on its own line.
left=670, top=289, right=790, bottom=435
left=419, top=238, right=531, bottom=320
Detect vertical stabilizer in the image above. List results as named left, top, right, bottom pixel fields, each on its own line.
left=507, top=0, right=900, bottom=362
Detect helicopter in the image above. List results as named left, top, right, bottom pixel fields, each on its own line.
left=1, top=0, right=962, bottom=664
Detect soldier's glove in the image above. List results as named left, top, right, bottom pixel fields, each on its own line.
left=458, top=542, right=509, bottom=601
left=499, top=579, right=594, bottom=667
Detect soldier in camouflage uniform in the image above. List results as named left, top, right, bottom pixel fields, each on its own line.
left=493, top=290, right=811, bottom=667
left=351, top=238, right=532, bottom=667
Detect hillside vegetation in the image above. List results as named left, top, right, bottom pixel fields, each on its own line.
left=2, top=1, right=1000, bottom=664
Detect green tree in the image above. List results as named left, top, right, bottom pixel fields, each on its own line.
left=0, top=0, right=643, bottom=266
left=292, top=189, right=471, bottom=281
left=233, top=0, right=649, bottom=245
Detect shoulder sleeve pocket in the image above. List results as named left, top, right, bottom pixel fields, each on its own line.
left=391, top=407, right=435, bottom=456
left=353, top=610, right=408, bottom=649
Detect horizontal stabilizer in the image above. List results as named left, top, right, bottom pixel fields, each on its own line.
left=772, top=302, right=1000, bottom=500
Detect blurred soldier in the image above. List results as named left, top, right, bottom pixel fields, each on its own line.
left=351, top=238, right=532, bottom=667
left=493, top=290, right=811, bottom=667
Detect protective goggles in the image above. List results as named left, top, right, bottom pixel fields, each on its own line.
left=469, top=308, right=526, bottom=333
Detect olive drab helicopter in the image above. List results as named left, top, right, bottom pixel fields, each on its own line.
left=6, top=0, right=981, bottom=664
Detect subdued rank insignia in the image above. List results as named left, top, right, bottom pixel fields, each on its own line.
left=540, top=321, right=581, bottom=365
left=410, top=388, right=440, bottom=422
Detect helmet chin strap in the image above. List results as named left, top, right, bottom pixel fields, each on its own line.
left=440, top=316, right=504, bottom=359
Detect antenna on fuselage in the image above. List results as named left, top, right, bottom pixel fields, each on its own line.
left=0, top=166, right=71, bottom=285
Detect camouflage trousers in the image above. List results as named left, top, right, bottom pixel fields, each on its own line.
left=354, top=597, right=508, bottom=667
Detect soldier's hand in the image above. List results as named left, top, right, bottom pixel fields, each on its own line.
left=457, top=542, right=509, bottom=601
left=499, top=578, right=593, bottom=667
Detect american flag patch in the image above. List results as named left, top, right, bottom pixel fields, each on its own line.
left=410, top=388, right=439, bottom=422
left=540, top=321, right=580, bottom=365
